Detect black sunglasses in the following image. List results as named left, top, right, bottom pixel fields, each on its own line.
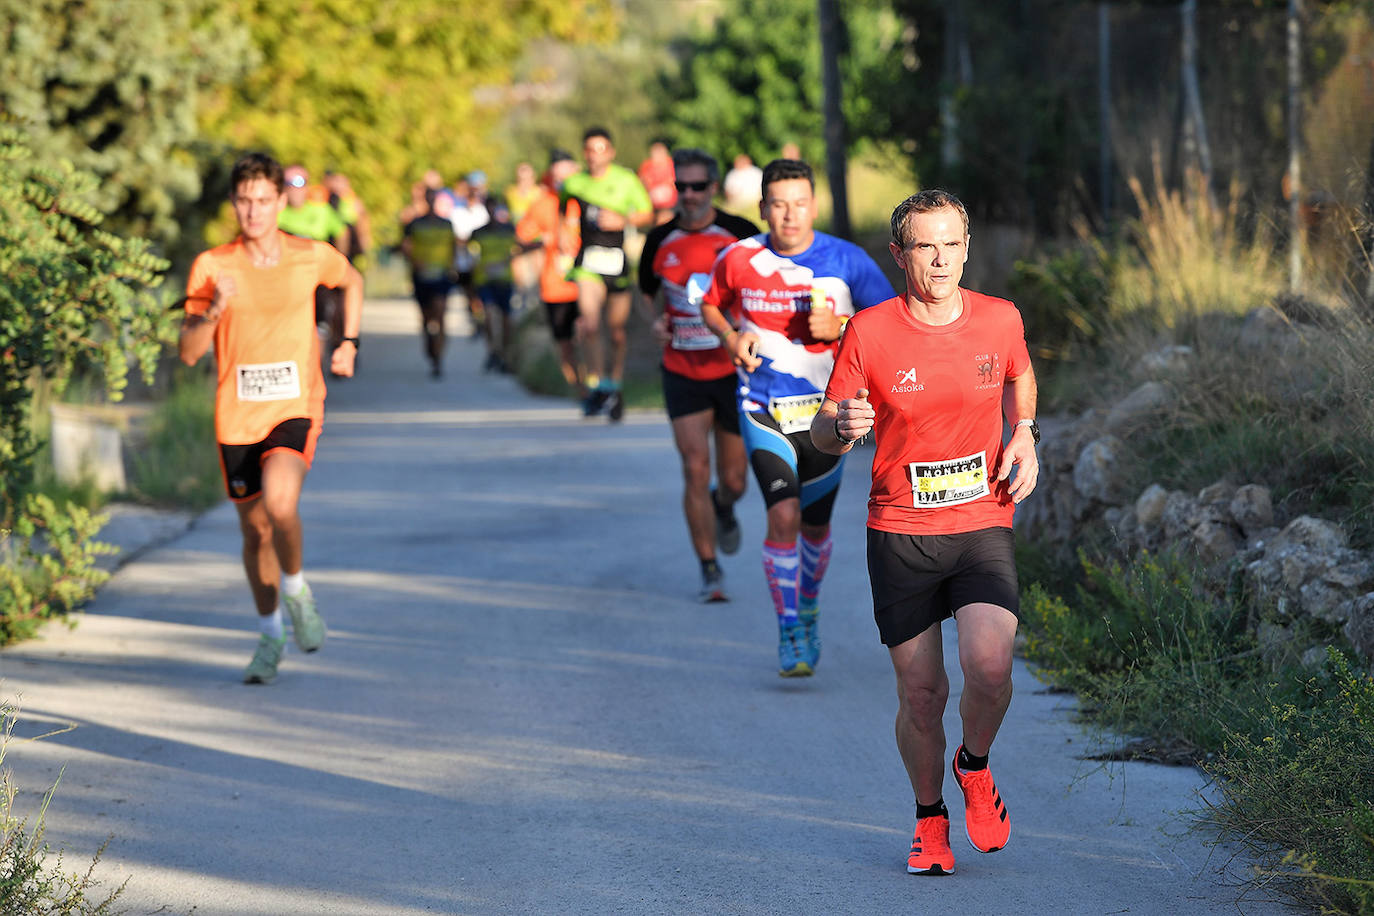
left=674, top=180, right=711, bottom=192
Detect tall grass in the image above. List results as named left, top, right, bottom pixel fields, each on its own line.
left=127, top=368, right=222, bottom=511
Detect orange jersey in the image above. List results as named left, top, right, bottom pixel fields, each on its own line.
left=516, top=186, right=579, bottom=304
left=185, top=232, right=349, bottom=444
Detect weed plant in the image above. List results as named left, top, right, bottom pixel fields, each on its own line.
left=0, top=707, right=126, bottom=914
left=127, top=367, right=221, bottom=510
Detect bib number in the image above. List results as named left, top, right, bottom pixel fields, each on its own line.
left=581, top=245, right=625, bottom=276
left=236, top=361, right=301, bottom=402
left=910, top=451, right=990, bottom=508
left=671, top=316, right=718, bottom=351
left=768, top=393, right=822, bottom=434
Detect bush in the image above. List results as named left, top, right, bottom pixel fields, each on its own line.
left=0, top=495, right=114, bottom=646
left=1202, top=649, right=1374, bottom=915
left=128, top=368, right=221, bottom=511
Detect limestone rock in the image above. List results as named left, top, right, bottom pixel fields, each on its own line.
left=1273, top=516, right=1347, bottom=554
left=1229, top=485, right=1274, bottom=538
left=1072, top=436, right=1127, bottom=505
left=1136, top=345, right=1194, bottom=377
left=1105, top=381, right=1173, bottom=432
left=1134, top=484, right=1169, bottom=530
left=1193, top=520, right=1241, bottom=564
left=1343, top=594, right=1374, bottom=663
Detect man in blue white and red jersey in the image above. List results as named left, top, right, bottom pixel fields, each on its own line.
left=699, top=158, right=894, bottom=677
left=638, top=148, right=760, bottom=604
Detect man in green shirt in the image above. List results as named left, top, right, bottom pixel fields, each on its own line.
left=559, top=127, right=653, bottom=421
left=278, top=165, right=351, bottom=358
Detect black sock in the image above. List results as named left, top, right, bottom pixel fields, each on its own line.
left=711, top=488, right=733, bottom=518
left=701, top=558, right=720, bottom=577
left=957, top=746, right=988, bottom=772
left=916, top=799, right=949, bottom=820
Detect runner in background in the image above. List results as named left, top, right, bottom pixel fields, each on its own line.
left=638, top=148, right=757, bottom=602
left=638, top=139, right=678, bottom=227
left=277, top=164, right=351, bottom=362
left=560, top=127, right=653, bottom=421
left=517, top=150, right=584, bottom=400
left=402, top=188, right=458, bottom=379
left=472, top=204, right=518, bottom=374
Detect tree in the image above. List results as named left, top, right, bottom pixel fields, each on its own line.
left=0, top=0, right=257, bottom=255
left=199, top=0, right=617, bottom=246
left=0, top=126, right=170, bottom=640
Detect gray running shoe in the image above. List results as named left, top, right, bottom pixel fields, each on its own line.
left=243, top=635, right=287, bottom=684
left=800, top=611, right=821, bottom=668
left=606, top=390, right=625, bottom=422
left=699, top=566, right=728, bottom=603
left=283, top=583, right=326, bottom=652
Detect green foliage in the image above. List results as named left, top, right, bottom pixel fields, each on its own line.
left=128, top=368, right=222, bottom=511
left=0, top=127, right=171, bottom=521
left=1202, top=649, right=1374, bottom=915
left=654, top=0, right=905, bottom=168
left=1, top=706, right=127, bottom=914
left=0, top=0, right=257, bottom=252
left=0, top=494, right=113, bottom=646
left=201, top=0, right=617, bottom=248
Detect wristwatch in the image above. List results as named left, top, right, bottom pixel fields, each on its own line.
left=341, top=336, right=361, bottom=350
left=1015, top=418, right=1040, bottom=444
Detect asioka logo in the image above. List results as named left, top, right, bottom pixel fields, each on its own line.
left=891, top=367, right=924, bottom=394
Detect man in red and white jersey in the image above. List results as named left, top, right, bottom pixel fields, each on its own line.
left=638, top=149, right=759, bottom=603
left=812, top=189, right=1039, bottom=877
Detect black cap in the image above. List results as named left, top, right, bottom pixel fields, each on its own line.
left=549, top=148, right=574, bottom=166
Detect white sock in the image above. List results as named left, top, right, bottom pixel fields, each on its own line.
left=281, top=570, right=307, bottom=597
left=259, top=608, right=285, bottom=641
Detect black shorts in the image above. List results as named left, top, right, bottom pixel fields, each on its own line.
left=739, top=408, right=843, bottom=524
left=480, top=282, right=513, bottom=314
left=661, top=366, right=739, bottom=433
left=413, top=276, right=450, bottom=310
left=867, top=527, right=1020, bottom=647
left=218, top=417, right=319, bottom=503
left=544, top=299, right=578, bottom=341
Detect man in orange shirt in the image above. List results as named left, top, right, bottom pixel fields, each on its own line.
left=516, top=149, right=584, bottom=396
left=180, top=152, right=363, bottom=685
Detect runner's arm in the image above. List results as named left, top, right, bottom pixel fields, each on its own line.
left=998, top=364, right=1039, bottom=503
left=329, top=263, right=365, bottom=378
left=811, top=392, right=873, bottom=455
left=179, top=273, right=234, bottom=366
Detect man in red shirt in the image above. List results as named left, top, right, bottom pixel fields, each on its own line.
left=638, top=149, right=759, bottom=603
left=812, top=189, right=1039, bottom=876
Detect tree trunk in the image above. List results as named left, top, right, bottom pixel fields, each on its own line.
left=1180, top=0, right=1213, bottom=192
left=1288, top=0, right=1303, bottom=293
left=939, top=0, right=972, bottom=174
left=817, top=0, right=851, bottom=239
left=1099, top=2, right=1113, bottom=220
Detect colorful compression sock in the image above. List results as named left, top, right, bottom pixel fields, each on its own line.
left=798, top=532, right=832, bottom=616
left=761, top=539, right=800, bottom=622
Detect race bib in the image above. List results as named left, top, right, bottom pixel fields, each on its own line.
left=768, top=393, right=822, bottom=434
left=910, top=451, right=990, bottom=508
left=670, top=316, right=719, bottom=351
left=581, top=245, right=625, bottom=276
left=236, top=361, right=301, bottom=402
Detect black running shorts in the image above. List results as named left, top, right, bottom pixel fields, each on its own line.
left=867, top=526, right=1020, bottom=647
left=544, top=299, right=578, bottom=341
left=218, top=417, right=318, bottom=503
left=661, top=366, right=740, bottom=433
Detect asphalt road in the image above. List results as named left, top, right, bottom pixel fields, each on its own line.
left=0, top=298, right=1298, bottom=915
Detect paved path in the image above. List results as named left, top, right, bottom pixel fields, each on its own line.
left=1, top=299, right=1297, bottom=915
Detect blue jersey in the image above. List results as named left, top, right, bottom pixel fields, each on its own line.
left=703, top=231, right=894, bottom=424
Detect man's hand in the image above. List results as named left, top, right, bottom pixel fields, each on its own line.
left=596, top=209, right=628, bottom=232
left=207, top=274, right=237, bottom=322
left=836, top=388, right=874, bottom=442
left=731, top=331, right=762, bottom=372
left=808, top=301, right=844, bottom=342
left=998, top=424, right=1040, bottom=504
left=651, top=313, right=672, bottom=346
left=330, top=341, right=358, bottom=378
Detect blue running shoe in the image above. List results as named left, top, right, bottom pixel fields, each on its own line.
left=778, top=619, right=813, bottom=677
left=800, top=611, right=820, bottom=669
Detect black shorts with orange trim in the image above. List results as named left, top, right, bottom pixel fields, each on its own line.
left=544, top=299, right=578, bottom=341
left=661, top=366, right=739, bottom=433
left=218, top=417, right=320, bottom=502
left=867, top=526, right=1020, bottom=647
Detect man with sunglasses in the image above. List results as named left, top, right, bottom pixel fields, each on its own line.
left=638, top=149, right=760, bottom=603
left=559, top=127, right=654, bottom=421
left=699, top=158, right=894, bottom=677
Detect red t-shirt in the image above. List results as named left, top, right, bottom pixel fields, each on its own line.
left=825, top=290, right=1031, bottom=535
left=639, top=211, right=760, bottom=380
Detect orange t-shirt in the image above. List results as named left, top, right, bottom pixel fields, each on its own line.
left=185, top=232, right=349, bottom=444
left=515, top=186, right=579, bottom=304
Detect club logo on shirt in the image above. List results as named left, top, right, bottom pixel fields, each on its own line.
left=973, top=352, right=1002, bottom=390
left=664, top=252, right=680, bottom=267
left=891, top=367, right=924, bottom=394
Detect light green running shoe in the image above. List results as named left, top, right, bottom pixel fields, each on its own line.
left=283, top=583, right=326, bottom=652
left=243, top=635, right=287, bottom=684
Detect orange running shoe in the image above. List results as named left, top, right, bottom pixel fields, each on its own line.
left=952, top=746, right=1010, bottom=853
left=907, top=814, right=955, bottom=875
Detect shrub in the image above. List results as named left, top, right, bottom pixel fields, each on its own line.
left=0, top=495, right=114, bottom=646
left=128, top=368, right=221, bottom=511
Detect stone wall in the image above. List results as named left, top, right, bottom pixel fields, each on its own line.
left=1019, top=331, right=1374, bottom=667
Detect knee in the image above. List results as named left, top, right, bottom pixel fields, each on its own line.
left=608, top=324, right=627, bottom=346
left=260, top=493, right=299, bottom=531
left=680, top=451, right=711, bottom=491
left=962, top=652, right=1014, bottom=698
left=899, top=681, right=949, bottom=732
left=238, top=514, right=273, bottom=550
